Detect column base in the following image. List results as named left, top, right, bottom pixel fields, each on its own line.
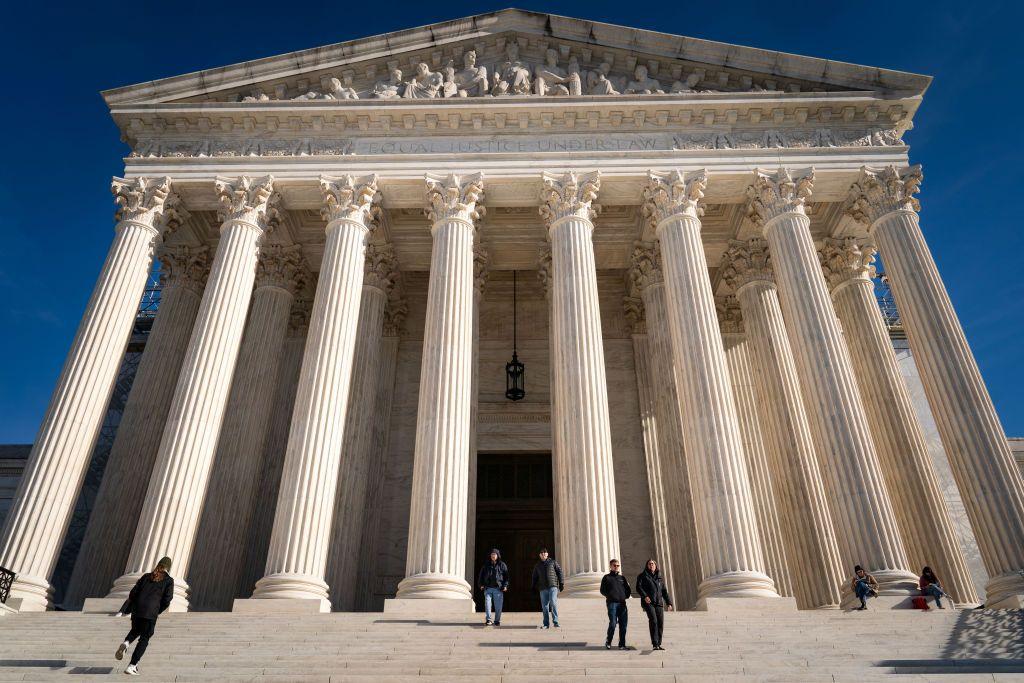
left=697, top=570, right=779, bottom=602
left=5, top=574, right=52, bottom=612
left=233, top=597, right=329, bottom=614
left=839, top=568, right=918, bottom=610
left=382, top=597, right=474, bottom=620
left=984, top=571, right=1024, bottom=610
left=395, top=572, right=471, bottom=600
left=108, top=572, right=191, bottom=612
left=561, top=572, right=604, bottom=598
left=251, top=572, right=330, bottom=610
left=698, top=596, right=798, bottom=613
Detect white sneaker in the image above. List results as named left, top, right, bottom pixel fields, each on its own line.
left=115, top=642, right=128, bottom=661
left=124, top=664, right=139, bottom=676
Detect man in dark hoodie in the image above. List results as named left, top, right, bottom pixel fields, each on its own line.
left=477, top=548, right=509, bottom=626
left=600, top=558, right=631, bottom=650
left=636, top=558, right=673, bottom=650
left=530, top=548, right=564, bottom=629
left=114, top=556, right=175, bottom=676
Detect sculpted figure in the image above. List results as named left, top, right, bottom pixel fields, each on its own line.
left=441, top=62, right=459, bottom=98
left=454, top=50, right=489, bottom=97
left=403, top=62, right=442, bottom=99
left=587, top=61, right=619, bottom=95
left=624, top=65, right=664, bottom=94
left=373, top=68, right=404, bottom=99
left=491, top=43, right=531, bottom=95
left=242, top=88, right=271, bottom=102
left=294, top=77, right=359, bottom=101
left=534, top=48, right=582, bottom=96
left=669, top=72, right=703, bottom=93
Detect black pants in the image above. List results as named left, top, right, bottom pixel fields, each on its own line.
left=606, top=602, right=628, bottom=645
left=125, top=617, right=156, bottom=665
left=642, top=602, right=664, bottom=646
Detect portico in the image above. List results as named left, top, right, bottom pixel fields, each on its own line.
left=2, top=9, right=1022, bottom=616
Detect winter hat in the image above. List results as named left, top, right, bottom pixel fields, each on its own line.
left=156, top=556, right=173, bottom=571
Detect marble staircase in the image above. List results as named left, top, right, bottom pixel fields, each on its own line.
left=0, top=606, right=1022, bottom=682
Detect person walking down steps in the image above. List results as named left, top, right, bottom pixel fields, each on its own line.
left=114, top=556, right=175, bottom=676
left=601, top=559, right=631, bottom=650
left=477, top=548, right=509, bottom=626
left=531, top=548, right=564, bottom=629
left=636, top=558, right=673, bottom=650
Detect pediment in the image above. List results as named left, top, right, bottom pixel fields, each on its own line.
left=102, top=9, right=930, bottom=107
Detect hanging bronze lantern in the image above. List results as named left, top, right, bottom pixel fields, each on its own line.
left=505, top=270, right=525, bottom=401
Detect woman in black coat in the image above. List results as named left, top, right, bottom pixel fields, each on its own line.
left=635, top=558, right=673, bottom=650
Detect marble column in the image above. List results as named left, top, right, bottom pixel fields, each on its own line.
left=847, top=165, right=1024, bottom=608
left=252, top=175, right=380, bottom=609
left=721, top=238, right=843, bottom=609
left=395, top=173, right=483, bottom=602
left=748, top=168, right=917, bottom=601
left=629, top=243, right=702, bottom=609
left=190, top=244, right=308, bottom=611
left=325, top=243, right=397, bottom=611
left=64, top=244, right=208, bottom=608
left=465, top=245, right=489, bottom=585
left=717, top=299, right=794, bottom=599
left=0, top=177, right=179, bottom=611
left=109, top=175, right=279, bottom=610
left=820, top=237, right=977, bottom=604
left=538, top=243, right=566, bottom=562
left=540, top=171, right=620, bottom=597
left=644, top=170, right=777, bottom=604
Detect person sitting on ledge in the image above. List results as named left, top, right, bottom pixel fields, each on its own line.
left=919, top=566, right=949, bottom=608
left=851, top=565, right=879, bottom=611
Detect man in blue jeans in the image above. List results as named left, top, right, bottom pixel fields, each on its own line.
left=531, top=548, right=564, bottom=629
left=477, top=548, right=509, bottom=626
left=600, top=559, right=631, bottom=649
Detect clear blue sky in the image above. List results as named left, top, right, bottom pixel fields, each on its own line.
left=0, top=1, right=1021, bottom=442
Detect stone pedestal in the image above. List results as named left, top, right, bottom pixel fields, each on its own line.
left=540, top=171, right=620, bottom=597
left=849, top=165, right=1024, bottom=609
left=645, top=169, right=778, bottom=604
left=821, top=236, right=977, bottom=606
left=0, top=177, right=179, bottom=611
left=393, top=173, right=483, bottom=602
left=110, top=175, right=279, bottom=611
left=748, top=168, right=917, bottom=603
left=250, top=175, right=380, bottom=610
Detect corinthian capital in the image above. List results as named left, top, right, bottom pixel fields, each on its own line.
left=721, top=238, right=774, bottom=291
left=819, top=237, right=877, bottom=292
left=715, top=296, right=744, bottom=334
left=642, top=169, right=708, bottom=229
left=112, top=176, right=181, bottom=234
left=746, top=167, right=814, bottom=228
left=320, top=174, right=382, bottom=228
left=256, top=244, right=309, bottom=295
left=846, top=165, right=923, bottom=227
left=214, top=175, right=280, bottom=231
left=628, top=241, right=663, bottom=292
left=364, top=243, right=399, bottom=293
left=159, top=245, right=210, bottom=295
left=425, top=172, right=485, bottom=225
left=539, top=170, right=601, bottom=225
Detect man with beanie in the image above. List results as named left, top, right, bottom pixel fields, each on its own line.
left=114, top=556, right=174, bottom=675
left=477, top=548, right=509, bottom=626
left=530, top=548, right=564, bottom=629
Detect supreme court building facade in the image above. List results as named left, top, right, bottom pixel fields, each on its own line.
left=2, top=9, right=1023, bottom=616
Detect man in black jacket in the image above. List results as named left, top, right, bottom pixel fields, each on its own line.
left=477, top=548, right=509, bottom=626
left=635, top=558, right=674, bottom=650
left=530, top=548, right=564, bottom=628
left=114, top=556, right=175, bottom=675
left=600, top=559, right=631, bottom=650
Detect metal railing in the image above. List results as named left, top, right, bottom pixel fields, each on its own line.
left=0, top=565, right=15, bottom=604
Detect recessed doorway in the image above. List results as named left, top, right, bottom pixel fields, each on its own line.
left=473, top=453, right=554, bottom=613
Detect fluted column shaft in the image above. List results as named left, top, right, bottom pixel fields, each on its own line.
left=720, top=326, right=793, bottom=598
left=64, top=247, right=207, bottom=608
left=0, top=177, right=177, bottom=610
left=190, top=246, right=304, bottom=611
left=749, top=168, right=915, bottom=600
left=646, top=170, right=776, bottom=603
left=396, top=173, right=483, bottom=600
left=631, top=267, right=701, bottom=609
left=823, top=239, right=977, bottom=604
left=850, top=165, right=1024, bottom=607
left=111, top=176, right=278, bottom=610
left=730, top=273, right=843, bottom=609
left=326, top=272, right=389, bottom=611
left=541, top=171, right=620, bottom=596
left=253, top=175, right=379, bottom=609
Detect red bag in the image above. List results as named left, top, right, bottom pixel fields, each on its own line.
left=911, top=596, right=929, bottom=610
